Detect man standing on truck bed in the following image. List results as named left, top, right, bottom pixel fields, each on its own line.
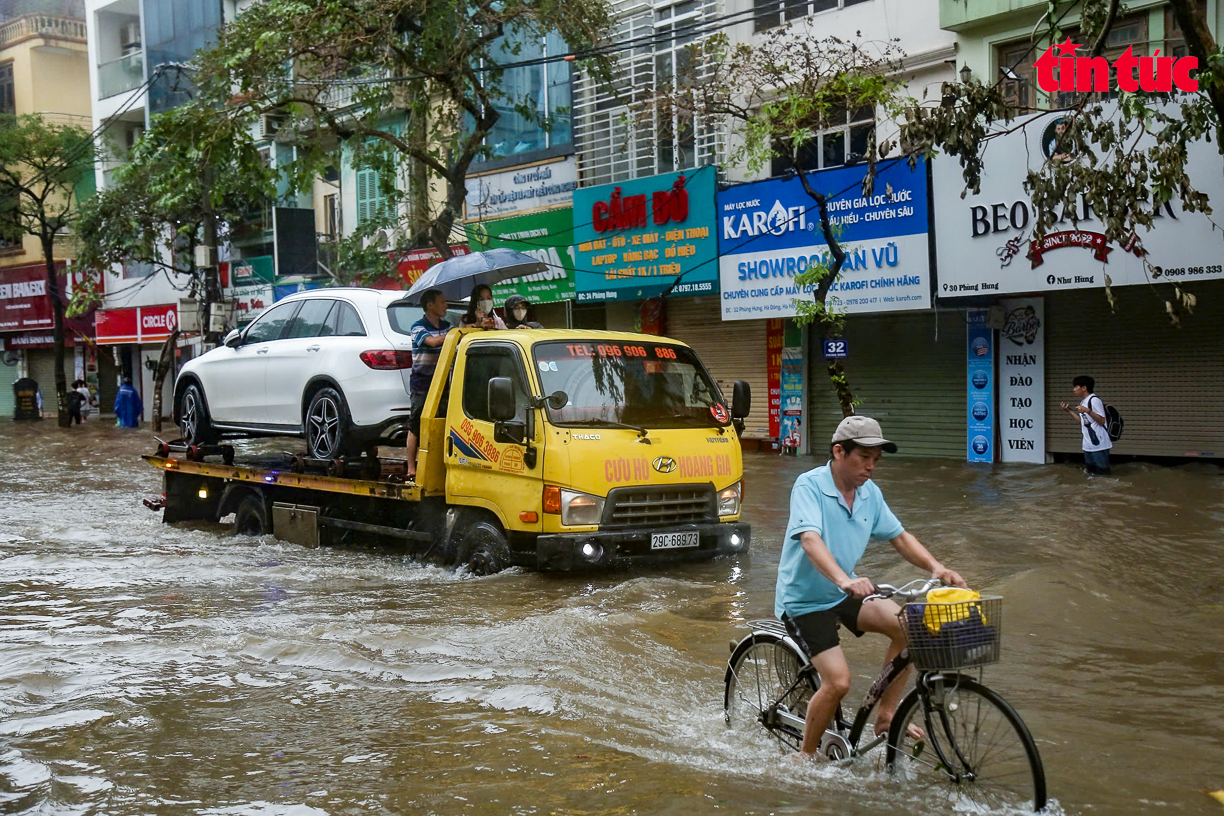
left=405, top=288, right=452, bottom=481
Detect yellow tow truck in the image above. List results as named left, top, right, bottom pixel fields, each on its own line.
left=146, top=327, right=752, bottom=573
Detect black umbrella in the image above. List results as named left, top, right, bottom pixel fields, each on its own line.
left=402, top=248, right=546, bottom=305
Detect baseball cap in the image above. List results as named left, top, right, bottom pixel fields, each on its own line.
left=831, top=415, right=898, bottom=453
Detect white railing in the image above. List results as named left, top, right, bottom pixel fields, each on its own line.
left=0, top=15, right=87, bottom=48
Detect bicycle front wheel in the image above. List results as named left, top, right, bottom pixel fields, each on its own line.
left=724, top=633, right=815, bottom=751
left=886, top=676, right=1046, bottom=812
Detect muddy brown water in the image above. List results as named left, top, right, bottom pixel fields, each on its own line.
left=0, top=419, right=1222, bottom=815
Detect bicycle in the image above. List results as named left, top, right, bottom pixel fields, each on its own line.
left=724, top=578, right=1047, bottom=812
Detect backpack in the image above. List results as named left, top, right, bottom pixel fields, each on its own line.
left=1090, top=394, right=1124, bottom=442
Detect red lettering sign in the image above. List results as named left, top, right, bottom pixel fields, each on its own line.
left=592, top=176, right=691, bottom=234
left=1034, top=39, right=1198, bottom=94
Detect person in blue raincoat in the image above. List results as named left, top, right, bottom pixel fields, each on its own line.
left=114, top=377, right=143, bottom=428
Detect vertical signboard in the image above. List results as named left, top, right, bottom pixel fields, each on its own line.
left=780, top=320, right=804, bottom=451
left=966, top=308, right=994, bottom=463
left=766, top=319, right=783, bottom=438
left=573, top=168, right=718, bottom=301
left=998, top=298, right=1045, bottom=463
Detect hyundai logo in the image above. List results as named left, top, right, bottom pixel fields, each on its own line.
left=652, top=456, right=677, bottom=474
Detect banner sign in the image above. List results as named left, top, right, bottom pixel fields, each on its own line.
left=966, top=308, right=995, bottom=463
left=933, top=104, right=1224, bottom=295
left=2, top=332, right=76, bottom=349
left=766, top=318, right=783, bottom=438
left=573, top=168, right=718, bottom=302
left=96, top=304, right=178, bottom=345
left=231, top=284, right=274, bottom=324
left=231, top=255, right=275, bottom=286
left=370, top=245, right=471, bottom=293
left=780, top=344, right=804, bottom=450
left=466, top=158, right=578, bottom=220
left=0, top=264, right=67, bottom=332
left=716, top=158, right=931, bottom=321
left=465, top=208, right=577, bottom=304
left=998, top=298, right=1045, bottom=463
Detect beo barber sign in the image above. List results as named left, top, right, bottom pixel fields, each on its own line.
left=933, top=102, right=1224, bottom=296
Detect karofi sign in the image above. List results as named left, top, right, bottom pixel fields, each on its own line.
left=933, top=103, right=1224, bottom=296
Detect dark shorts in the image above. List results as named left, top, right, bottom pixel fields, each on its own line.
left=408, top=391, right=427, bottom=438
left=782, top=595, right=866, bottom=659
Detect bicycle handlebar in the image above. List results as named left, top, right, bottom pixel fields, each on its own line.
left=864, top=577, right=944, bottom=604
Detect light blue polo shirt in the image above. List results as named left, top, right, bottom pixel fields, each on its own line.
left=774, top=462, right=905, bottom=619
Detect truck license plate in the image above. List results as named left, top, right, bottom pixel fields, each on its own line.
left=651, top=531, right=699, bottom=550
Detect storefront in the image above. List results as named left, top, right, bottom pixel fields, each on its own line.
left=717, top=159, right=939, bottom=453
left=95, top=303, right=180, bottom=423
left=933, top=106, right=1224, bottom=461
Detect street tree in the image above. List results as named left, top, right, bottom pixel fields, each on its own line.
left=898, top=0, right=1220, bottom=325
left=75, top=104, right=277, bottom=430
left=643, top=26, right=905, bottom=415
left=182, top=0, right=613, bottom=267
left=0, top=114, right=96, bottom=427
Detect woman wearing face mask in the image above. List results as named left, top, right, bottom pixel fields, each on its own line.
left=504, top=294, right=543, bottom=329
left=461, top=284, right=507, bottom=329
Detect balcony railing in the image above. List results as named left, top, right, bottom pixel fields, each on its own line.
left=0, top=15, right=87, bottom=48
left=97, top=52, right=144, bottom=100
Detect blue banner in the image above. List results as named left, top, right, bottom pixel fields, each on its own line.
left=966, top=308, right=994, bottom=463
left=716, top=158, right=931, bottom=320
left=573, top=168, right=718, bottom=302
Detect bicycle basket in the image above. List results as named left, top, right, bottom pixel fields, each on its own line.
left=901, top=594, right=1003, bottom=671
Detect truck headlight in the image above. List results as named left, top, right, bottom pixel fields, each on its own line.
left=717, top=482, right=741, bottom=517
left=560, top=489, right=605, bottom=526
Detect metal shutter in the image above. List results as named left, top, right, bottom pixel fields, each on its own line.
left=667, top=297, right=773, bottom=439
left=809, top=310, right=966, bottom=458
left=0, top=356, right=16, bottom=417
left=28, top=349, right=65, bottom=413
left=1045, top=285, right=1224, bottom=457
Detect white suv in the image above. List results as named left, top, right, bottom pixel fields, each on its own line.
left=173, top=288, right=460, bottom=459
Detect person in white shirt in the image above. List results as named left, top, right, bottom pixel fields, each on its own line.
left=1060, top=375, right=1111, bottom=474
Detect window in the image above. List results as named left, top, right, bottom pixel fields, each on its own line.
left=355, top=167, right=384, bottom=226
left=0, top=63, right=14, bottom=116
left=479, top=29, right=573, bottom=164
left=325, top=301, right=365, bottom=337
left=998, top=40, right=1038, bottom=110
left=1056, top=14, right=1147, bottom=106
left=754, top=0, right=870, bottom=33
left=244, top=301, right=299, bottom=343
left=770, top=106, right=873, bottom=177
left=463, top=346, right=529, bottom=424
left=285, top=299, right=335, bottom=338
left=1166, top=1, right=1207, bottom=58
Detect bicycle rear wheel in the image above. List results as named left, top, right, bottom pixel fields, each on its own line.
left=724, top=633, right=816, bottom=750
left=886, top=676, right=1046, bottom=812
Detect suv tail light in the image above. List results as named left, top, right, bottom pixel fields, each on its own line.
left=359, top=349, right=413, bottom=370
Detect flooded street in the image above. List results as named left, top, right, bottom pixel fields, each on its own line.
left=1, top=419, right=1222, bottom=815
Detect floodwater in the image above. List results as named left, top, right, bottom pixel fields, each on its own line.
left=0, top=419, right=1222, bottom=816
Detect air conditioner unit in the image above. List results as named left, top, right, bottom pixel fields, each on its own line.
left=258, top=113, right=286, bottom=140
left=121, top=21, right=141, bottom=49
left=363, top=227, right=398, bottom=252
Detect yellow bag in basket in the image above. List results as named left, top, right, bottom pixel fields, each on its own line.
left=922, top=587, right=987, bottom=634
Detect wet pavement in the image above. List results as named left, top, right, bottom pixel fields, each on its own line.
left=1, top=418, right=1222, bottom=815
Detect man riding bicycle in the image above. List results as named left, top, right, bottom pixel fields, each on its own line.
left=776, top=416, right=967, bottom=760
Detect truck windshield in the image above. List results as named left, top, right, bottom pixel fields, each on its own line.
left=532, top=340, right=729, bottom=429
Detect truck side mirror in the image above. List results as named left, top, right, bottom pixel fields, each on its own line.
left=731, top=380, right=751, bottom=419
left=224, top=329, right=243, bottom=348
left=488, top=377, right=516, bottom=422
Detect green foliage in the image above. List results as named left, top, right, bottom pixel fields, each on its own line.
left=74, top=105, right=277, bottom=314
left=0, top=114, right=95, bottom=242
left=182, top=0, right=613, bottom=259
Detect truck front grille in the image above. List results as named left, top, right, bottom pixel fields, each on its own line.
left=603, top=485, right=716, bottom=528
